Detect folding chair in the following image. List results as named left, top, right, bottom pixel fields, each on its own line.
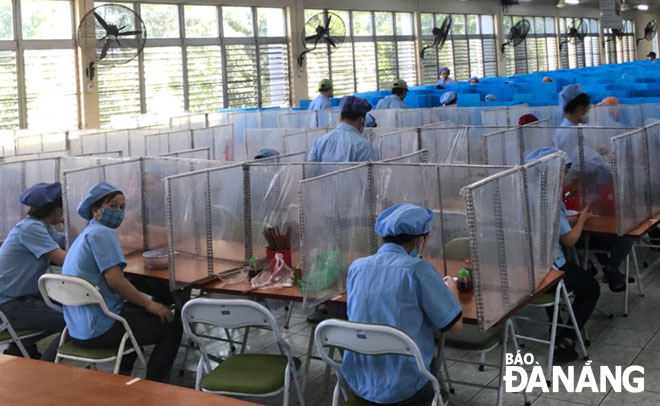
left=440, top=320, right=530, bottom=406
left=182, top=298, right=304, bottom=406
left=0, top=310, right=43, bottom=358
left=314, top=319, right=449, bottom=406
left=38, top=274, right=147, bottom=374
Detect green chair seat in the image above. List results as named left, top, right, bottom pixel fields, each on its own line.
left=201, top=354, right=301, bottom=394
left=531, top=293, right=555, bottom=306
left=57, top=342, right=129, bottom=359
left=444, top=324, right=504, bottom=351
left=0, top=328, right=41, bottom=342
left=344, top=389, right=449, bottom=406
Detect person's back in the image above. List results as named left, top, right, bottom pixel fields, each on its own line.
left=375, top=94, right=407, bottom=110
left=342, top=204, right=461, bottom=405
left=307, top=123, right=377, bottom=162
left=308, top=79, right=333, bottom=111
left=307, top=95, right=378, bottom=162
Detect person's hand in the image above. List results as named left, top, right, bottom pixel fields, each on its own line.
left=146, top=301, right=174, bottom=323
left=578, top=203, right=595, bottom=224
left=444, top=276, right=459, bottom=298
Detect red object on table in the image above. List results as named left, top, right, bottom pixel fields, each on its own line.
left=563, top=186, right=580, bottom=211
left=599, top=183, right=615, bottom=216
left=266, top=249, right=292, bottom=270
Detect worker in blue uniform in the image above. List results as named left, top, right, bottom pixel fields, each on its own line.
left=436, top=67, right=456, bottom=88
left=343, top=203, right=462, bottom=405
left=307, top=95, right=379, bottom=162
left=307, top=79, right=333, bottom=111
left=61, top=182, right=182, bottom=382
left=375, top=80, right=409, bottom=110
left=0, top=182, right=66, bottom=360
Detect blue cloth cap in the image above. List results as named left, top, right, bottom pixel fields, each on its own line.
left=254, top=148, right=280, bottom=159
left=440, top=91, right=457, bottom=105
left=559, top=84, right=585, bottom=111
left=469, top=76, right=479, bottom=83
left=375, top=203, right=434, bottom=237
left=485, top=94, right=496, bottom=102
left=77, top=181, right=122, bottom=220
left=339, top=96, right=372, bottom=116
left=524, top=147, right=571, bottom=166
left=20, top=182, right=62, bottom=208
left=439, top=67, right=450, bottom=74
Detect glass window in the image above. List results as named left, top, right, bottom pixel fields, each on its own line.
left=395, top=12, right=413, bottom=36
left=375, top=12, right=393, bottom=35
left=257, top=8, right=285, bottom=37
left=259, top=43, right=289, bottom=107
left=0, top=51, right=19, bottom=129
left=143, top=46, right=184, bottom=113
left=225, top=44, right=257, bottom=107
left=187, top=45, right=223, bottom=113
left=222, top=6, right=254, bottom=38
left=21, top=0, right=72, bottom=40
left=467, top=15, right=479, bottom=35
left=141, top=3, right=179, bottom=39
left=328, top=10, right=350, bottom=37
left=421, top=13, right=434, bottom=33
left=481, top=15, right=494, bottom=35
left=534, top=17, right=544, bottom=34
left=0, top=0, right=12, bottom=40
left=184, top=5, right=218, bottom=38
left=452, top=14, right=465, bottom=35
left=545, top=17, right=555, bottom=34
left=352, top=11, right=372, bottom=36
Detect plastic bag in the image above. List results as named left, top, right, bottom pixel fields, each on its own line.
left=218, top=268, right=249, bottom=286
left=250, top=253, right=295, bottom=289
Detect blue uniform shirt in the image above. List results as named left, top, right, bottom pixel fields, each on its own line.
left=554, top=118, right=578, bottom=160
left=308, top=94, right=331, bottom=111
left=62, top=220, right=126, bottom=340
left=342, top=243, right=462, bottom=403
left=436, top=78, right=456, bottom=87
left=555, top=117, right=612, bottom=184
left=375, top=95, right=408, bottom=110
left=555, top=203, right=572, bottom=268
left=307, top=123, right=378, bottom=162
left=0, top=217, right=64, bottom=304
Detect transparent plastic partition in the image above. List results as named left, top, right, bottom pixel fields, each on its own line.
left=0, top=131, right=15, bottom=156
left=277, top=111, right=317, bottom=128
left=300, top=164, right=372, bottom=307
left=192, top=125, right=234, bottom=161
left=369, top=109, right=399, bottom=128
left=282, top=128, right=329, bottom=155
left=62, top=166, right=104, bottom=247
left=0, top=162, right=26, bottom=239
left=317, top=108, right=339, bottom=127
left=378, top=129, right=419, bottom=160
left=481, top=107, right=510, bottom=126
left=75, top=150, right=124, bottom=158
left=244, top=128, right=287, bottom=160
left=255, top=151, right=307, bottom=164
left=381, top=149, right=428, bottom=164
left=641, top=104, right=660, bottom=126
left=462, top=167, right=534, bottom=331
left=261, top=109, right=284, bottom=129
left=144, top=130, right=193, bottom=156
left=160, top=147, right=210, bottom=160
left=248, top=163, right=304, bottom=267
left=15, top=132, right=67, bottom=155
left=23, top=159, right=59, bottom=190
left=647, top=123, right=660, bottom=215
left=129, top=128, right=160, bottom=156
left=483, top=128, right=521, bottom=165
left=612, top=129, right=652, bottom=235
left=420, top=127, right=472, bottom=164
left=523, top=152, right=564, bottom=285
left=519, top=126, right=556, bottom=160
left=590, top=105, right=642, bottom=128
left=171, top=113, right=207, bottom=130
left=398, top=109, right=431, bottom=127
left=429, top=106, right=477, bottom=126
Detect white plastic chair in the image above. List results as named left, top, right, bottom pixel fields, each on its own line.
left=38, top=274, right=147, bottom=374
left=182, top=298, right=304, bottom=406
left=0, top=310, right=44, bottom=358
left=314, top=319, right=449, bottom=406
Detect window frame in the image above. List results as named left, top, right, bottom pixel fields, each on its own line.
left=603, top=19, right=636, bottom=64
left=559, top=17, right=600, bottom=69
left=421, top=12, right=498, bottom=83
left=501, top=15, right=558, bottom=76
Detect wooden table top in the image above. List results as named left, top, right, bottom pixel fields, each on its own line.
left=124, top=251, right=243, bottom=284
left=0, top=355, right=261, bottom=406
left=580, top=212, right=660, bottom=237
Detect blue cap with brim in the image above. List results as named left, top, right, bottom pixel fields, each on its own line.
left=559, top=84, right=585, bottom=111
left=375, top=203, right=434, bottom=237
left=77, top=181, right=122, bottom=220
left=20, top=182, right=62, bottom=208
left=339, top=96, right=372, bottom=116
left=254, top=148, right=280, bottom=159
left=524, top=147, right=571, bottom=166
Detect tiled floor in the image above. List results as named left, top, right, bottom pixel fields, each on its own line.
left=19, top=247, right=660, bottom=405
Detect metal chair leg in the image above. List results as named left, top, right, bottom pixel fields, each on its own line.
left=632, top=245, right=644, bottom=297
left=624, top=256, right=630, bottom=317
left=496, top=320, right=510, bottom=406
left=284, top=301, right=295, bottom=329
left=302, top=325, right=316, bottom=391
left=507, top=320, right=531, bottom=406
left=546, top=285, right=562, bottom=381
left=478, top=351, right=486, bottom=371
left=560, top=281, right=588, bottom=360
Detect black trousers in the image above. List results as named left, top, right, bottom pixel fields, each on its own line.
left=546, top=261, right=600, bottom=339
left=576, top=234, right=633, bottom=271
left=356, top=359, right=437, bottom=405
left=71, top=303, right=182, bottom=382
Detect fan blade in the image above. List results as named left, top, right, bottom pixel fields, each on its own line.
left=94, top=12, right=110, bottom=32
left=115, top=38, right=121, bottom=47
left=304, top=34, right=322, bottom=42
left=325, top=14, right=332, bottom=28
left=100, top=39, right=111, bottom=60
left=327, top=36, right=337, bottom=48
left=117, top=30, right=143, bottom=36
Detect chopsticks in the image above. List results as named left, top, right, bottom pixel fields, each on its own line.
left=263, top=226, right=291, bottom=250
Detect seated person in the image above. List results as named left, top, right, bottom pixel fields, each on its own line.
left=0, top=182, right=66, bottom=360
left=254, top=148, right=280, bottom=160
left=543, top=76, right=553, bottom=83
left=440, top=91, right=457, bottom=106
left=62, top=182, right=182, bottom=382
left=485, top=94, right=496, bottom=102
left=469, top=76, right=479, bottom=85
left=519, top=113, right=539, bottom=126
left=343, top=203, right=462, bottom=405
left=436, top=67, right=456, bottom=88
left=308, top=79, right=333, bottom=111
left=375, top=80, right=409, bottom=110
left=525, top=148, right=601, bottom=361
left=596, top=96, right=623, bottom=128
